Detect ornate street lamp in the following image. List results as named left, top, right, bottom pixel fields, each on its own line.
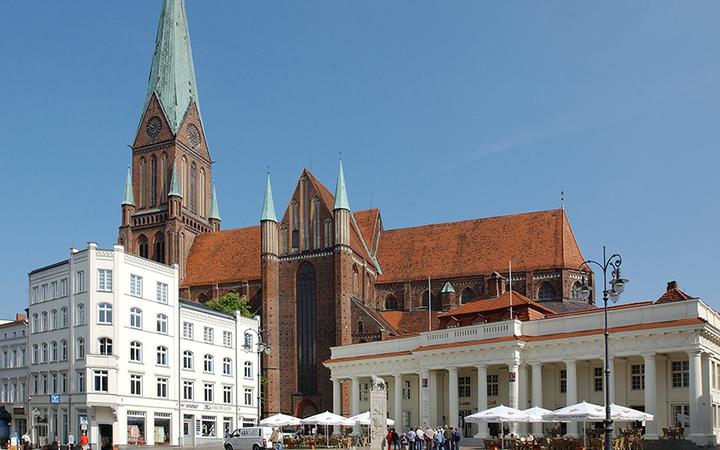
left=578, top=246, right=629, bottom=450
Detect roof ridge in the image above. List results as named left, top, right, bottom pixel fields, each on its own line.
left=383, top=208, right=564, bottom=233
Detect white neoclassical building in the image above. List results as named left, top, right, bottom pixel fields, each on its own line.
left=27, top=243, right=260, bottom=448
left=326, top=282, right=720, bottom=446
left=0, top=314, right=29, bottom=438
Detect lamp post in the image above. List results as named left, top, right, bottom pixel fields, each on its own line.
left=578, top=246, right=628, bottom=450
left=244, top=328, right=271, bottom=422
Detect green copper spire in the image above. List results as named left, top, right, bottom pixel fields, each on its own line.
left=144, top=0, right=201, bottom=133
left=209, top=184, right=221, bottom=221
left=260, top=173, right=278, bottom=222
left=122, top=166, right=135, bottom=206
left=333, top=160, right=351, bottom=211
left=168, top=160, right=182, bottom=197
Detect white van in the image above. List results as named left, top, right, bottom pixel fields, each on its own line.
left=224, top=427, right=274, bottom=450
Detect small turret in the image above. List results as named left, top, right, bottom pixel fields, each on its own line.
left=208, top=184, right=221, bottom=231
left=121, top=167, right=135, bottom=226
left=441, top=282, right=457, bottom=310
left=168, top=160, right=182, bottom=217
left=333, top=161, right=351, bottom=248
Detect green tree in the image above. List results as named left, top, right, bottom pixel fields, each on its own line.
left=205, top=292, right=253, bottom=318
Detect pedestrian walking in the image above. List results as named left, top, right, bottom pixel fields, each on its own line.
left=79, top=432, right=89, bottom=450
left=68, top=432, right=76, bottom=450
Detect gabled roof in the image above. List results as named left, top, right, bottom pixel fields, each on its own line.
left=655, top=281, right=695, bottom=304
left=376, top=209, right=586, bottom=283
left=378, top=310, right=442, bottom=335
left=354, top=208, right=380, bottom=255
left=438, top=290, right=556, bottom=318
left=143, top=0, right=201, bottom=133
left=182, top=226, right=260, bottom=287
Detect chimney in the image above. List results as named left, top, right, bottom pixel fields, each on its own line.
left=487, top=272, right=506, bottom=298
left=667, top=280, right=678, bottom=291
left=16, top=313, right=27, bottom=322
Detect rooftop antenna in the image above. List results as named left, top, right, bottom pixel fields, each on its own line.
left=561, top=190, right=565, bottom=210
left=369, top=183, right=376, bottom=209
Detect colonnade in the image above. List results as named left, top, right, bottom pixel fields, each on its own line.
left=332, top=350, right=711, bottom=442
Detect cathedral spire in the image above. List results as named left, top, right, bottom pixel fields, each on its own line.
left=260, top=173, right=278, bottom=222
left=209, top=184, right=221, bottom=221
left=122, top=166, right=135, bottom=206
left=144, top=0, right=200, bottom=133
left=333, top=160, right=351, bottom=211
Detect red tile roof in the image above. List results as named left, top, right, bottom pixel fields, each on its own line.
left=354, top=209, right=380, bottom=254
left=437, top=290, right=556, bottom=318
left=655, top=281, right=695, bottom=304
left=378, top=310, right=442, bottom=335
left=182, top=226, right=261, bottom=287
left=376, top=209, right=585, bottom=283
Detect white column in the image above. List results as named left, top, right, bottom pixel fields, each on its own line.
left=394, top=374, right=404, bottom=433
left=565, top=359, right=578, bottom=437
left=420, top=369, right=430, bottom=428
left=642, top=353, right=658, bottom=439
left=333, top=378, right=342, bottom=434
left=608, top=357, right=615, bottom=404
left=351, top=376, right=361, bottom=434
left=448, top=367, right=459, bottom=429
left=507, top=360, right=520, bottom=434
left=531, top=362, right=543, bottom=436
left=474, top=365, right=488, bottom=438
left=518, top=364, right=529, bottom=434
left=688, top=350, right=702, bottom=440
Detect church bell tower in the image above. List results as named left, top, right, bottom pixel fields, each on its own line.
left=118, top=0, right=219, bottom=277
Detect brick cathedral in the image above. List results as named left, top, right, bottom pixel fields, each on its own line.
left=119, top=0, right=594, bottom=418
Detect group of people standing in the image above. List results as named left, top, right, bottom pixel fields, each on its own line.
left=386, top=426, right=461, bottom=450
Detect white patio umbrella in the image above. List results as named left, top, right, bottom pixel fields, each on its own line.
left=610, top=404, right=654, bottom=422
left=301, top=411, right=357, bottom=446
left=543, top=401, right=605, bottom=449
left=260, top=413, right=303, bottom=427
left=349, top=411, right=395, bottom=426
left=465, top=405, right=529, bottom=449
left=522, top=406, right=553, bottom=423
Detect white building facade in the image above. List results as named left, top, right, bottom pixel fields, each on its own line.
left=0, top=315, right=29, bottom=438
left=28, top=243, right=260, bottom=448
left=326, top=295, right=720, bottom=446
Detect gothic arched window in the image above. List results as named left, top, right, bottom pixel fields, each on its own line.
left=352, top=265, right=360, bottom=298
left=296, top=263, right=317, bottom=394
left=199, top=168, right=206, bottom=217
left=139, top=158, right=147, bottom=208
left=385, top=295, right=398, bottom=310
left=161, top=153, right=168, bottom=201
left=571, top=281, right=583, bottom=300
left=190, top=162, right=197, bottom=213
left=538, top=282, right=555, bottom=301
left=312, top=197, right=320, bottom=250
left=291, top=201, right=299, bottom=251
left=138, top=234, right=149, bottom=259
left=460, top=288, right=476, bottom=304
left=324, top=219, right=333, bottom=248
left=153, top=232, right=165, bottom=263
left=280, top=224, right=288, bottom=254
left=150, top=155, right=158, bottom=206
left=181, top=156, right=188, bottom=207
left=422, top=290, right=440, bottom=309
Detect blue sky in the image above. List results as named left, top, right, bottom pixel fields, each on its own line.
left=1, top=1, right=718, bottom=314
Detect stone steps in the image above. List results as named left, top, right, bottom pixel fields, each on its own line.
left=644, top=439, right=700, bottom=450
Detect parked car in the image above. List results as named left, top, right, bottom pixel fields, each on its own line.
left=224, top=427, right=274, bottom=450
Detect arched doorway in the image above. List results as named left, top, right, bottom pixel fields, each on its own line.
left=295, top=398, right=319, bottom=419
